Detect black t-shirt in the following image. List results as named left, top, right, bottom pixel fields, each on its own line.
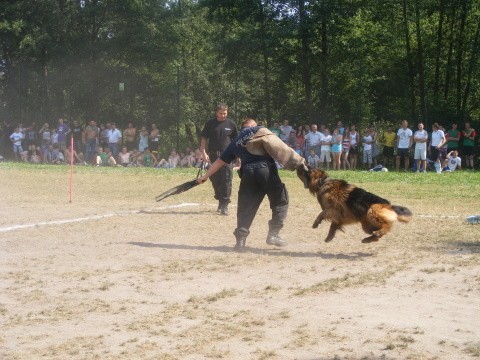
left=220, top=126, right=273, bottom=165
left=201, top=118, right=238, bottom=153
left=71, top=126, right=83, bottom=142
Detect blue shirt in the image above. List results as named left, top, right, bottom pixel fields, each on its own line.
left=220, top=126, right=273, bottom=165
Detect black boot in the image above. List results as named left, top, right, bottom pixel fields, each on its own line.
left=266, top=227, right=288, bottom=247
left=233, top=228, right=249, bottom=252
left=217, top=202, right=229, bottom=216
left=234, top=236, right=246, bottom=252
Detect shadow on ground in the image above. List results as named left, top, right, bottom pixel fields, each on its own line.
left=128, top=241, right=374, bottom=260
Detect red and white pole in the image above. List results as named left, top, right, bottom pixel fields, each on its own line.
left=69, top=136, right=74, bottom=203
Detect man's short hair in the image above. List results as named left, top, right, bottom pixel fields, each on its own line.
left=216, top=103, right=228, bottom=112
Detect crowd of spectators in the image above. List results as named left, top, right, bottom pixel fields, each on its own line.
left=269, top=119, right=478, bottom=172
left=0, top=118, right=478, bottom=172
left=0, top=119, right=203, bottom=169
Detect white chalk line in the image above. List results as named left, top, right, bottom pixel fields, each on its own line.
left=0, top=203, right=201, bottom=234
left=0, top=206, right=468, bottom=234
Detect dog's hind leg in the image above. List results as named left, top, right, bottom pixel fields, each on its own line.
left=312, top=211, right=325, bottom=229
left=324, top=222, right=341, bottom=242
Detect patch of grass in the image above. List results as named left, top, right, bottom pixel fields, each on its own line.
left=204, top=288, right=239, bottom=303
left=294, top=268, right=398, bottom=295
left=465, top=344, right=480, bottom=357
left=420, top=267, right=446, bottom=274
left=253, top=348, right=277, bottom=359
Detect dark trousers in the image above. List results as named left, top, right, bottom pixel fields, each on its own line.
left=209, top=153, right=232, bottom=204
left=234, top=161, right=289, bottom=238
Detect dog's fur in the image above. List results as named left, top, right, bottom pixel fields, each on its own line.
left=297, top=166, right=412, bottom=243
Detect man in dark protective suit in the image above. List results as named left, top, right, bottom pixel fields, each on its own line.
left=197, top=118, right=307, bottom=252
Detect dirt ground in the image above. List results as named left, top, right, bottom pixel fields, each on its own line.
left=1, top=166, right=479, bottom=360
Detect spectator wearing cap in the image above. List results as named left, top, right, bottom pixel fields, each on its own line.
left=107, top=123, right=122, bottom=158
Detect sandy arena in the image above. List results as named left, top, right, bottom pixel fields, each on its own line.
left=1, top=166, right=479, bottom=359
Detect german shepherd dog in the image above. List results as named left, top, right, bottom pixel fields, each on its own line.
left=297, top=166, right=412, bottom=243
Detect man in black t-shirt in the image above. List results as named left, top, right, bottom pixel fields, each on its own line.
left=200, top=104, right=238, bottom=215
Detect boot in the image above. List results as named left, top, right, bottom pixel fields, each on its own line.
left=266, top=234, right=288, bottom=247
left=217, top=202, right=229, bottom=216
left=233, top=228, right=249, bottom=252
left=233, top=236, right=246, bottom=252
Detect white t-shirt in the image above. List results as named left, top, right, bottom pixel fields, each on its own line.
left=397, top=128, right=413, bottom=149
left=431, top=130, right=445, bottom=147
left=414, top=130, right=428, bottom=150
left=320, top=134, right=332, bottom=151
left=10, top=132, right=23, bottom=145
left=446, top=156, right=461, bottom=171
left=363, top=135, right=372, bottom=151
left=280, top=125, right=292, bottom=142
left=107, top=128, right=122, bottom=143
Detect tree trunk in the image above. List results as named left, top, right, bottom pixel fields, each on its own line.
left=461, top=14, right=480, bottom=115
left=433, top=0, right=446, bottom=104
left=444, top=5, right=457, bottom=100
left=402, top=0, right=416, bottom=120
left=319, top=0, right=329, bottom=123
left=415, top=0, right=427, bottom=123
left=455, top=0, right=468, bottom=113
left=40, top=47, right=51, bottom=122
left=298, top=0, right=313, bottom=122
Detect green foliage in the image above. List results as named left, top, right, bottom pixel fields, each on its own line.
left=1, top=0, right=480, bottom=149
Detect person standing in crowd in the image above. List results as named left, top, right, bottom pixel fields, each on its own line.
left=124, top=122, right=137, bottom=151
left=269, top=121, right=282, bottom=137
left=24, top=123, right=37, bottom=149
left=107, top=123, right=122, bottom=158
left=56, top=118, right=71, bottom=151
left=362, top=128, right=373, bottom=170
left=307, top=147, right=320, bottom=169
left=70, top=120, right=83, bottom=153
left=396, top=120, right=413, bottom=171
left=348, top=124, right=359, bottom=169
left=200, top=104, right=238, bottom=215
left=148, top=123, right=160, bottom=153
left=100, top=123, right=110, bottom=150
left=280, top=119, right=293, bottom=143
left=197, top=118, right=304, bottom=251
left=462, top=122, right=476, bottom=170
left=413, top=122, right=428, bottom=173
left=341, top=128, right=351, bottom=170
left=304, top=124, right=323, bottom=157
left=138, top=125, right=149, bottom=152
left=9, top=126, right=24, bottom=161
left=331, top=127, right=343, bottom=170
left=39, top=122, right=51, bottom=152
left=446, top=123, right=461, bottom=153
left=84, top=120, right=99, bottom=165
left=336, top=121, right=345, bottom=135
left=319, top=127, right=332, bottom=170
left=380, top=125, right=396, bottom=169
left=295, top=125, right=306, bottom=157
left=429, top=122, right=446, bottom=173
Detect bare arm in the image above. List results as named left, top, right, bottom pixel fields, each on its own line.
left=200, top=137, right=209, bottom=162
left=197, top=158, right=226, bottom=184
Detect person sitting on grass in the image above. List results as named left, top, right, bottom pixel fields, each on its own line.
left=442, top=150, right=462, bottom=172
left=96, top=146, right=116, bottom=166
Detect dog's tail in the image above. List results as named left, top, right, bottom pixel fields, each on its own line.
left=392, top=205, right=413, bottom=223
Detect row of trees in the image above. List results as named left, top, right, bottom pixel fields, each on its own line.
left=1, top=0, right=479, bottom=149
